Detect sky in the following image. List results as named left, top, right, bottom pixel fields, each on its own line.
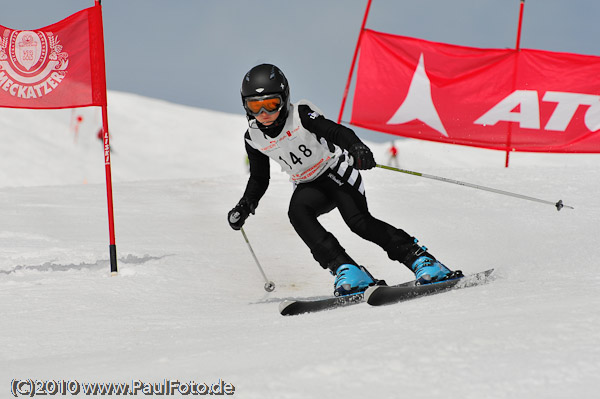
left=2, top=0, right=600, bottom=142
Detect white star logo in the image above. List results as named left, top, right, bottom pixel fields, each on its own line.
left=386, top=53, right=448, bottom=137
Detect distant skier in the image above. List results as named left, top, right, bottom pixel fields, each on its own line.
left=227, top=64, right=457, bottom=296
left=70, top=112, right=84, bottom=143
left=388, top=141, right=399, bottom=167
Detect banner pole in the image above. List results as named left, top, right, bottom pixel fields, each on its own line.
left=95, top=0, right=118, bottom=275
left=515, top=0, right=525, bottom=50
left=337, top=0, right=372, bottom=124
left=505, top=0, right=525, bottom=167
left=102, top=107, right=118, bottom=276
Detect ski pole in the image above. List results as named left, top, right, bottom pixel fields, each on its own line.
left=375, top=164, right=573, bottom=211
left=240, top=227, right=276, bottom=292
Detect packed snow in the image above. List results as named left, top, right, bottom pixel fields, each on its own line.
left=1, top=91, right=598, bottom=398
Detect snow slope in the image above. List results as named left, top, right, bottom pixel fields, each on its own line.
left=1, top=91, right=598, bottom=399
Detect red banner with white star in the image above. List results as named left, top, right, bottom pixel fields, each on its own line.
left=351, top=29, right=600, bottom=153
left=0, top=5, right=106, bottom=109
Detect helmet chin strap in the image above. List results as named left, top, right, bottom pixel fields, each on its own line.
left=246, top=117, right=275, bottom=129
left=251, top=119, right=285, bottom=138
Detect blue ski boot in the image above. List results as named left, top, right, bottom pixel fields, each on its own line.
left=333, top=264, right=376, bottom=296
left=385, top=236, right=461, bottom=285
left=410, top=255, right=453, bottom=285
left=398, top=239, right=459, bottom=284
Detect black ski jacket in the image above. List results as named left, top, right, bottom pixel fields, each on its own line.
left=241, top=103, right=363, bottom=208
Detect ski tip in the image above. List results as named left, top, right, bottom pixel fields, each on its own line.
left=481, top=268, right=495, bottom=278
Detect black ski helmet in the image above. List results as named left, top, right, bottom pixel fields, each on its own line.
left=241, top=64, right=290, bottom=128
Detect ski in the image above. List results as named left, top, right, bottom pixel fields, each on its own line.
left=279, top=269, right=495, bottom=315
left=279, top=280, right=413, bottom=316
left=279, top=292, right=364, bottom=316
left=364, top=268, right=495, bottom=306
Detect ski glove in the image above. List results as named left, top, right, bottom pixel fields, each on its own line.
left=349, top=143, right=376, bottom=170
left=227, top=198, right=256, bottom=230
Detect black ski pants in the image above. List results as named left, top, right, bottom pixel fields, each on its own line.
left=287, top=167, right=413, bottom=272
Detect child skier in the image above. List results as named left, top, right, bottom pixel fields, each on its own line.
left=228, top=64, right=457, bottom=296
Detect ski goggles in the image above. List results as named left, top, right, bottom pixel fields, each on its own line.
left=244, top=94, right=283, bottom=116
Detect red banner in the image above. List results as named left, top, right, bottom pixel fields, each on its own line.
left=351, top=29, right=600, bottom=153
left=0, top=5, right=106, bottom=109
